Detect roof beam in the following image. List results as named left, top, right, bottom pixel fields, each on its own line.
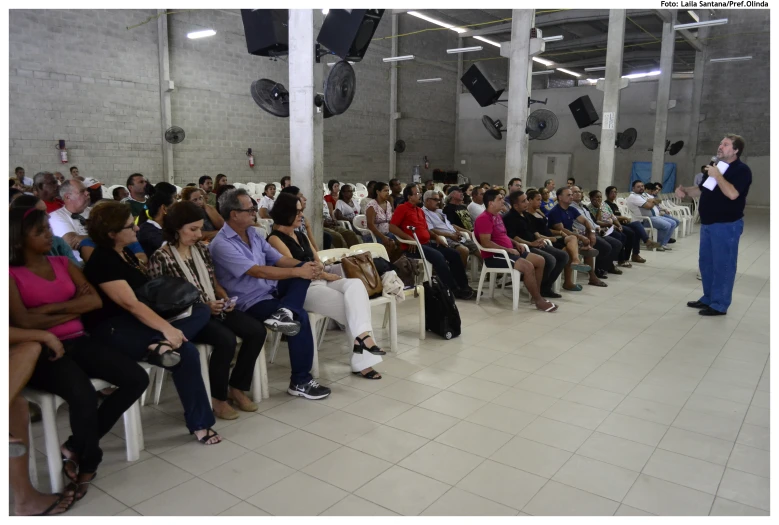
left=544, top=31, right=659, bottom=51
left=554, top=49, right=696, bottom=69
left=654, top=9, right=703, bottom=52
left=459, top=9, right=658, bottom=37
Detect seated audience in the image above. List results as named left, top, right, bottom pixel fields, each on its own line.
left=199, top=175, right=216, bottom=207
left=334, top=184, right=360, bottom=224
left=588, top=189, right=645, bottom=265
left=627, top=180, right=676, bottom=249
left=570, top=185, right=623, bottom=277
left=423, top=190, right=480, bottom=269
left=9, top=187, right=23, bottom=203
left=181, top=187, right=224, bottom=241
left=359, top=181, right=377, bottom=214
left=9, top=207, right=150, bottom=500
left=148, top=201, right=265, bottom=420
left=49, top=180, right=92, bottom=261
left=83, top=178, right=104, bottom=206
left=390, top=184, right=475, bottom=300
left=268, top=193, right=384, bottom=379
left=15, top=166, right=34, bottom=188
left=82, top=201, right=220, bottom=445
left=122, top=173, right=149, bottom=218
left=215, top=173, right=228, bottom=191
left=443, top=186, right=474, bottom=231
left=324, top=179, right=340, bottom=217
left=137, top=191, right=175, bottom=257
left=209, top=189, right=331, bottom=400
left=467, top=186, right=486, bottom=224
left=9, top=327, right=76, bottom=516
left=32, top=172, right=64, bottom=213
left=474, top=190, right=557, bottom=312
left=69, top=166, right=80, bottom=179
left=460, top=183, right=474, bottom=205
left=604, top=186, right=661, bottom=252
left=280, top=186, right=323, bottom=251
left=112, top=187, right=129, bottom=201
left=280, top=175, right=291, bottom=189
left=540, top=186, right=555, bottom=214
left=505, top=178, right=522, bottom=208
left=365, top=181, right=396, bottom=249
left=503, top=190, right=568, bottom=298
left=215, top=183, right=235, bottom=212
left=567, top=177, right=576, bottom=188
left=548, top=187, right=606, bottom=287
left=15, top=194, right=80, bottom=266
left=53, top=171, right=66, bottom=185
left=321, top=195, right=359, bottom=248
left=258, top=183, right=276, bottom=219
left=693, top=166, right=707, bottom=187
left=543, top=179, right=557, bottom=202
left=645, top=182, right=682, bottom=235
left=389, top=178, right=404, bottom=208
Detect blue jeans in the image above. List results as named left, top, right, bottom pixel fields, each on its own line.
left=699, top=219, right=743, bottom=313
left=647, top=216, right=677, bottom=246
left=91, top=302, right=214, bottom=433
left=245, top=277, right=314, bottom=386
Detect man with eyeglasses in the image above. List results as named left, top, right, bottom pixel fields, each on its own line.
left=422, top=190, right=480, bottom=269
left=48, top=180, right=92, bottom=261
left=209, top=189, right=330, bottom=400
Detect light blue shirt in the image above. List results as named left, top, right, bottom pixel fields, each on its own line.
left=423, top=206, right=456, bottom=234
left=208, top=223, right=283, bottom=311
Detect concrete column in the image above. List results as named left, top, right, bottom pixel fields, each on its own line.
left=157, top=9, right=174, bottom=184
left=288, top=10, right=319, bottom=236
left=686, top=11, right=710, bottom=183
left=453, top=36, right=463, bottom=171
left=311, top=10, right=325, bottom=246
left=504, top=9, right=534, bottom=186
left=388, top=13, right=399, bottom=181
left=596, top=9, right=626, bottom=191
left=650, top=17, right=675, bottom=183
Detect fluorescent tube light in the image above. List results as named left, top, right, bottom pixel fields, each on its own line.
left=407, top=11, right=466, bottom=33
left=674, top=18, right=728, bottom=30
left=556, top=67, right=581, bottom=78
left=187, top=29, right=216, bottom=39
left=446, top=46, right=483, bottom=54
left=623, top=70, right=660, bottom=79
left=417, top=78, right=442, bottom=83
left=710, top=56, right=752, bottom=63
left=687, top=10, right=699, bottom=22
left=542, top=35, right=564, bottom=42
left=533, top=57, right=554, bottom=66
left=584, top=66, right=607, bottom=71
left=383, top=55, right=415, bottom=63
left=532, top=70, right=555, bottom=76
left=327, top=61, right=355, bottom=66
left=474, top=35, right=501, bottom=47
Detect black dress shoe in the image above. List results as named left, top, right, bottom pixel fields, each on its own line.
left=699, top=307, right=726, bottom=316
left=668, top=238, right=677, bottom=244
left=541, top=289, right=562, bottom=299
left=687, top=300, right=708, bottom=309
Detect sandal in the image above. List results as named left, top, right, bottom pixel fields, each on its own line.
left=618, top=261, right=633, bottom=268
left=607, top=267, right=623, bottom=275
left=588, top=280, right=608, bottom=287
left=192, top=428, right=221, bottom=445
left=145, top=341, right=181, bottom=369
left=563, top=284, right=582, bottom=292
left=353, top=335, right=386, bottom=356
left=353, top=369, right=382, bottom=380
left=32, top=493, right=75, bottom=516
left=68, top=472, right=96, bottom=502
left=535, top=301, right=558, bottom=313
left=61, top=445, right=78, bottom=483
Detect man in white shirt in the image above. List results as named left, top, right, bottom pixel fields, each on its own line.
left=467, top=186, right=486, bottom=224
left=544, top=179, right=557, bottom=201
left=423, top=190, right=479, bottom=267
left=258, top=183, right=276, bottom=219
left=49, top=179, right=91, bottom=261
left=14, top=166, right=33, bottom=188
left=626, top=180, right=676, bottom=249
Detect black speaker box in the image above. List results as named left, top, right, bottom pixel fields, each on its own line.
left=241, top=9, right=289, bottom=57
left=568, top=95, right=599, bottom=128
left=461, top=64, right=504, bottom=107
left=317, top=9, right=384, bottom=62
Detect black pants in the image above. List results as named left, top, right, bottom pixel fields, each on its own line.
left=26, top=335, right=150, bottom=473
left=193, top=310, right=265, bottom=401
left=530, top=245, right=570, bottom=292
left=411, top=243, right=470, bottom=291
left=620, top=223, right=641, bottom=257
left=594, top=235, right=622, bottom=271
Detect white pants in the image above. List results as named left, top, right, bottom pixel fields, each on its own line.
left=304, top=278, right=382, bottom=372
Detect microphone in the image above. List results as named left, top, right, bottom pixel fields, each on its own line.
left=709, top=156, right=718, bottom=167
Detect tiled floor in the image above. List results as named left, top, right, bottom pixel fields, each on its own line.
left=16, top=210, right=770, bottom=515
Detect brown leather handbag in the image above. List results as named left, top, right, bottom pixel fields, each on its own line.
left=341, top=252, right=384, bottom=298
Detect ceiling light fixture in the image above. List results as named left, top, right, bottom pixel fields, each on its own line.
left=710, top=56, right=752, bottom=63
left=532, top=70, right=555, bottom=76
left=417, top=78, right=442, bottom=83
left=446, top=46, right=483, bottom=54
left=382, top=55, right=415, bottom=63
left=533, top=57, right=554, bottom=66
left=687, top=10, right=699, bottom=22
left=407, top=11, right=466, bottom=33
left=584, top=66, right=607, bottom=71
left=473, top=35, right=501, bottom=47
left=542, top=35, right=564, bottom=42
left=327, top=61, right=355, bottom=66
left=622, top=70, right=661, bottom=79
left=556, top=67, right=581, bottom=78
left=187, top=29, right=216, bottom=39
left=322, top=9, right=329, bottom=15
left=673, top=18, right=728, bottom=30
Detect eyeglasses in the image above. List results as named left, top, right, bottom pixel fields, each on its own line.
left=238, top=207, right=258, bottom=214
left=118, top=223, right=136, bottom=231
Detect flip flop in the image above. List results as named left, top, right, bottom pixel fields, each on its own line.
left=353, top=369, right=382, bottom=380
left=563, top=284, right=582, bottom=292
left=33, top=493, right=74, bottom=516
left=588, top=281, right=608, bottom=287
left=538, top=302, right=558, bottom=313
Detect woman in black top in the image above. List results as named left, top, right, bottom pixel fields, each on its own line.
left=137, top=191, right=174, bottom=257
left=83, top=201, right=221, bottom=445
left=267, top=193, right=384, bottom=380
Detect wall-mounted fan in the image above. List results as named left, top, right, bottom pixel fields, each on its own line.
left=616, top=128, right=637, bottom=149
left=251, top=79, right=290, bottom=117
left=526, top=109, right=559, bottom=140
left=394, top=139, right=406, bottom=153
left=164, top=126, right=186, bottom=144
left=322, top=60, right=356, bottom=115
left=581, top=131, right=600, bottom=150
left=667, top=140, right=684, bottom=155
left=482, top=115, right=505, bottom=140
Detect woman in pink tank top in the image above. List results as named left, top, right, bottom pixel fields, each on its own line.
left=9, top=207, right=150, bottom=503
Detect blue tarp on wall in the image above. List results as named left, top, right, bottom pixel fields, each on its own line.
left=630, top=162, right=677, bottom=193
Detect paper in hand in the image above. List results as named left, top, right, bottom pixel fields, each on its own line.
left=604, top=226, right=614, bottom=237
left=702, top=161, right=730, bottom=191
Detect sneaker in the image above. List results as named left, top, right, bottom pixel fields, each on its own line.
left=288, top=379, right=331, bottom=400
left=656, top=246, right=666, bottom=252
left=264, top=308, right=301, bottom=336
left=662, top=246, right=672, bottom=251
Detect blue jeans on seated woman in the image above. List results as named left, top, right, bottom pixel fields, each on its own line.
left=90, top=302, right=214, bottom=433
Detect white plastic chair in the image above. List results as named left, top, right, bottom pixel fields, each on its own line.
left=352, top=214, right=377, bottom=242
left=257, top=218, right=274, bottom=237
left=471, top=234, right=528, bottom=311
left=267, top=313, right=327, bottom=379
left=24, top=374, right=147, bottom=493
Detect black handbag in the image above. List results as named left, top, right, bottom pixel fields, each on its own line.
left=135, top=276, right=201, bottom=319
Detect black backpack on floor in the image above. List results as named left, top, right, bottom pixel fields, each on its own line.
left=424, top=276, right=461, bottom=340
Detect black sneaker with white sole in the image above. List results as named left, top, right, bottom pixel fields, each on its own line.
left=288, top=379, right=331, bottom=400
left=264, top=308, right=301, bottom=336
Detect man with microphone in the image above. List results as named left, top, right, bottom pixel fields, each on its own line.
left=676, top=134, right=752, bottom=316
